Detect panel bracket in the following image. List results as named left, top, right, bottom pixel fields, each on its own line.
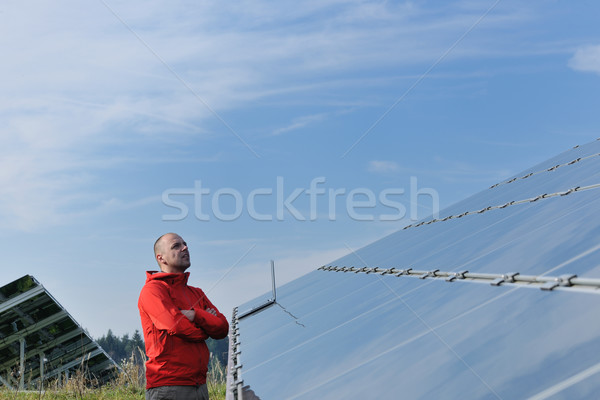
left=491, top=272, right=519, bottom=286
left=446, top=270, right=468, bottom=282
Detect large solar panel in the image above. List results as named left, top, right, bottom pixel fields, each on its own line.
left=0, top=275, right=118, bottom=390
left=227, top=139, right=600, bottom=399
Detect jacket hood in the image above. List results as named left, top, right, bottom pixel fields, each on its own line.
left=145, top=271, right=190, bottom=284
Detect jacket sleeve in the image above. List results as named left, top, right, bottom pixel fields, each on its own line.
left=192, top=292, right=229, bottom=339
left=139, top=281, right=208, bottom=342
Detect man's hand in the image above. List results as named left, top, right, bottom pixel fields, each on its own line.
left=205, top=307, right=217, bottom=316
left=181, top=309, right=195, bottom=321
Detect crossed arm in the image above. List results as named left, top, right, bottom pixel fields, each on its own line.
left=139, top=282, right=228, bottom=341
left=189, top=293, right=229, bottom=339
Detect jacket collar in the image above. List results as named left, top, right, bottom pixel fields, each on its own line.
left=145, top=270, right=190, bottom=285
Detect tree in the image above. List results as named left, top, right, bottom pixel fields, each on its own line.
left=207, top=336, right=229, bottom=367
left=97, top=329, right=229, bottom=368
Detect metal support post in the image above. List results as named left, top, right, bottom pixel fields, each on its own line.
left=19, top=338, right=25, bottom=390
left=39, top=352, right=45, bottom=391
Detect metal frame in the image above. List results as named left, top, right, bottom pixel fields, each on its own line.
left=0, top=275, right=119, bottom=390
left=318, top=266, right=600, bottom=293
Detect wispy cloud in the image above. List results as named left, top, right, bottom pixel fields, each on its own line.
left=273, top=113, right=329, bottom=135
left=431, top=156, right=513, bottom=184
left=201, top=238, right=264, bottom=247
left=568, top=45, right=600, bottom=75
left=368, top=160, right=401, bottom=174
left=0, top=1, right=545, bottom=229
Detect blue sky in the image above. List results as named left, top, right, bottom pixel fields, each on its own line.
left=1, top=0, right=599, bottom=338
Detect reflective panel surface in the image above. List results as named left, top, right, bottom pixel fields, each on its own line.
left=229, top=139, right=600, bottom=400
left=0, top=275, right=118, bottom=389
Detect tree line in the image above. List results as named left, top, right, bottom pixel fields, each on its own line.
left=96, top=329, right=229, bottom=368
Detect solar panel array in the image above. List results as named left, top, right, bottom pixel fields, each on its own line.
left=227, top=139, right=600, bottom=399
left=0, top=275, right=118, bottom=390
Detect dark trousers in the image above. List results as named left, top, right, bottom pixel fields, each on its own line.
left=146, top=384, right=209, bottom=400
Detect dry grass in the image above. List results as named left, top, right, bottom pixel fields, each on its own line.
left=207, top=357, right=227, bottom=399
left=0, top=349, right=227, bottom=400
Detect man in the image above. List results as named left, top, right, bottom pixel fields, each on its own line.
left=138, top=233, right=229, bottom=400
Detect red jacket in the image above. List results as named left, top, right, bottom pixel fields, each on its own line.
left=138, top=271, right=229, bottom=389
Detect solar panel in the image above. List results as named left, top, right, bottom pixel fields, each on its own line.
left=227, top=139, right=600, bottom=399
left=0, top=275, right=119, bottom=390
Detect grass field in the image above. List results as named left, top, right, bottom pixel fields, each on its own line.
left=0, top=351, right=227, bottom=400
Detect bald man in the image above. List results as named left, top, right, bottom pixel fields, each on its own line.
left=138, top=233, right=229, bottom=400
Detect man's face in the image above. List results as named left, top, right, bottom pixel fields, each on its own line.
left=158, top=234, right=191, bottom=272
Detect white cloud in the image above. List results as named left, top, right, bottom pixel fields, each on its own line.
left=273, top=113, right=329, bottom=135
left=431, top=156, right=513, bottom=184
left=568, top=45, right=600, bottom=75
left=0, top=0, right=538, bottom=230
left=368, top=160, right=400, bottom=174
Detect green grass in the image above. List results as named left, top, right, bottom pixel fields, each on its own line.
left=0, top=352, right=227, bottom=400
left=0, top=384, right=226, bottom=400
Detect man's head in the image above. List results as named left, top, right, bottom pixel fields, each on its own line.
left=154, top=233, right=191, bottom=273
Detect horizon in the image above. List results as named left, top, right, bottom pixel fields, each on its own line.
left=1, top=0, right=599, bottom=338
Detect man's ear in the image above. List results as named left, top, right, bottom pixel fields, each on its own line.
left=156, top=254, right=164, bottom=265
